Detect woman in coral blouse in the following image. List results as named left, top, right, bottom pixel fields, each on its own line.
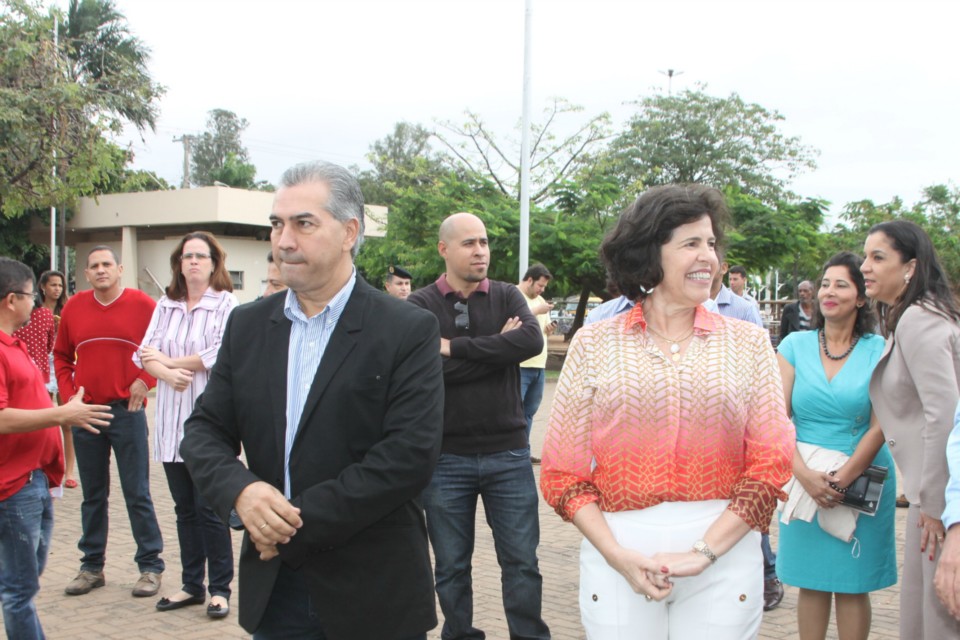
left=540, top=184, right=794, bottom=639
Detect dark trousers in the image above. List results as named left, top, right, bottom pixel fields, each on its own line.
left=253, top=563, right=427, bottom=640
left=162, top=462, right=233, bottom=598
left=72, top=402, right=164, bottom=573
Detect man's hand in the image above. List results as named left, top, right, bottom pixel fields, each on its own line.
left=127, top=379, right=149, bottom=412
left=139, top=346, right=174, bottom=368
left=165, top=368, right=194, bottom=392
left=532, top=301, right=553, bottom=316
left=59, top=386, right=112, bottom=434
left=545, top=320, right=558, bottom=336
left=501, top=316, right=522, bottom=334
left=936, top=525, right=960, bottom=618
left=235, top=481, right=303, bottom=560
left=440, top=337, right=451, bottom=357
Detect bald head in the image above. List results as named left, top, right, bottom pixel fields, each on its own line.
left=438, top=212, right=489, bottom=293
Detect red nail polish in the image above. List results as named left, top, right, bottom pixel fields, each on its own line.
left=661, top=566, right=669, bottom=573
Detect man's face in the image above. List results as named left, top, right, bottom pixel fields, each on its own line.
left=728, top=271, right=746, bottom=295
left=85, top=250, right=123, bottom=294
left=521, top=276, right=550, bottom=299
left=269, top=181, right=358, bottom=297
left=263, top=261, right=287, bottom=296
left=385, top=276, right=412, bottom=300
left=797, top=281, right=814, bottom=302
left=8, top=280, right=35, bottom=329
left=439, top=215, right=489, bottom=285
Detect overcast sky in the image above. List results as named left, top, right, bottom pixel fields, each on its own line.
left=94, top=0, right=958, bottom=219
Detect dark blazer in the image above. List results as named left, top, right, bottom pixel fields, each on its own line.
left=181, top=277, right=444, bottom=640
left=778, top=301, right=813, bottom=343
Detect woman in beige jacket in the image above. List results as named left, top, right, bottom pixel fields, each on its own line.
left=863, top=219, right=960, bottom=639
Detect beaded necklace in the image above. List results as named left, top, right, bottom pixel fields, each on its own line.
left=819, top=328, right=859, bottom=361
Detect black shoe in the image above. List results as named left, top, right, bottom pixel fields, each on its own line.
left=207, top=601, right=230, bottom=619
left=530, top=456, right=541, bottom=464
left=896, top=494, right=909, bottom=508
left=763, top=578, right=784, bottom=611
left=156, top=593, right=205, bottom=611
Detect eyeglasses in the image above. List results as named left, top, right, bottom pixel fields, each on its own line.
left=7, top=291, right=35, bottom=303
left=454, top=301, right=469, bottom=330
left=181, top=252, right=212, bottom=261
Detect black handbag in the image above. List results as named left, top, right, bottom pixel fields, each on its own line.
left=829, top=465, right=888, bottom=515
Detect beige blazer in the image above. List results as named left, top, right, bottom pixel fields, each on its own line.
left=870, top=303, right=960, bottom=518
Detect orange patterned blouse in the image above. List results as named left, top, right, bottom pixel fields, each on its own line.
left=540, top=303, right=794, bottom=533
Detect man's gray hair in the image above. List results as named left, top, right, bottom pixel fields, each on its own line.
left=279, top=160, right=366, bottom=257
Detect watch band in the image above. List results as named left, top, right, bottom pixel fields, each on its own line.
left=692, top=539, right=718, bottom=564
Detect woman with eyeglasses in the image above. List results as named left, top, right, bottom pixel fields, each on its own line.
left=862, top=220, right=960, bottom=638
left=134, top=231, right=239, bottom=619
left=540, top=185, right=793, bottom=639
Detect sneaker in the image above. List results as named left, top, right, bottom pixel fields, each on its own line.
left=530, top=456, right=541, bottom=464
left=132, top=572, right=162, bottom=597
left=65, top=570, right=105, bottom=596
left=763, top=577, right=784, bottom=611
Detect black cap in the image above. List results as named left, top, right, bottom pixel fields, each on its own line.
left=388, top=265, right=412, bottom=280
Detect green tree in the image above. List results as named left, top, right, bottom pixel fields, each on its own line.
left=357, top=121, right=444, bottom=206
left=60, top=0, right=162, bottom=130
left=612, top=87, right=818, bottom=204
left=191, top=109, right=266, bottom=188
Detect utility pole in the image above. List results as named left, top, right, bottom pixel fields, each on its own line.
left=658, top=68, right=684, bottom=96
left=518, top=0, right=533, bottom=279
left=173, top=135, right=196, bottom=188
left=50, top=15, right=58, bottom=271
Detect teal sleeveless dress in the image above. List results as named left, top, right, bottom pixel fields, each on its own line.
left=776, top=331, right=897, bottom=593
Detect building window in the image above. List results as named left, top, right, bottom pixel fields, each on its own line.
left=229, top=270, right=244, bottom=290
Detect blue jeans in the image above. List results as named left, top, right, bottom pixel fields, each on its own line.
left=761, top=533, right=777, bottom=581
left=0, top=471, right=53, bottom=640
left=422, top=450, right=550, bottom=640
left=72, top=402, right=164, bottom=573
left=163, top=462, right=233, bottom=598
left=254, top=563, right=427, bottom=640
left=519, top=368, right=545, bottom=443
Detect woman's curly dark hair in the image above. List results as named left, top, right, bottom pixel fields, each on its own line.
left=600, top=184, right=729, bottom=302
left=811, top=251, right=876, bottom=336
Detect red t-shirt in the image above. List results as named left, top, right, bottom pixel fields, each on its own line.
left=0, top=330, right=63, bottom=500
left=13, top=305, right=55, bottom=383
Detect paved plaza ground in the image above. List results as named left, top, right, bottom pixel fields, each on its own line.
left=35, top=380, right=905, bottom=639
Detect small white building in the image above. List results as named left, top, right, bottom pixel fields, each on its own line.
left=34, top=186, right=387, bottom=303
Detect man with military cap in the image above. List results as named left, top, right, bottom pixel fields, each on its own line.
left=385, top=266, right=413, bottom=300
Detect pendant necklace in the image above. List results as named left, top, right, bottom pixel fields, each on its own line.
left=646, top=325, right=695, bottom=362
left=820, top=329, right=859, bottom=361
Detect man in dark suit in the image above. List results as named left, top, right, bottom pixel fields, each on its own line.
left=180, top=160, right=444, bottom=640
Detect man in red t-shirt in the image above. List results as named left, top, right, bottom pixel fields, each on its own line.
left=0, top=257, right=111, bottom=640
left=54, top=246, right=165, bottom=598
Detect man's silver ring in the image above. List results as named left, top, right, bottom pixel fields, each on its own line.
left=259, top=523, right=268, bottom=531
left=645, top=594, right=653, bottom=602
left=826, top=495, right=833, bottom=502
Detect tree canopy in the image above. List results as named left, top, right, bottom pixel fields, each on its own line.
left=611, top=87, right=818, bottom=205
left=191, top=108, right=270, bottom=189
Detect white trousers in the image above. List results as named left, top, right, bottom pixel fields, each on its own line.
left=580, top=500, right=762, bottom=640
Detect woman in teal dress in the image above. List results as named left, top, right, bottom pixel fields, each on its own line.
left=776, top=252, right=897, bottom=640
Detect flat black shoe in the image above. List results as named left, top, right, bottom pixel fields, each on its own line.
left=207, top=601, right=230, bottom=619
left=156, top=594, right=205, bottom=611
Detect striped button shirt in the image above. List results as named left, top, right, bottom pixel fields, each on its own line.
left=282, top=271, right=356, bottom=497
left=135, top=288, right=239, bottom=462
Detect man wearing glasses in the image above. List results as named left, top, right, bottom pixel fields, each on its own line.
left=409, top=212, right=551, bottom=640
left=54, top=246, right=165, bottom=598
left=0, top=257, right=112, bottom=639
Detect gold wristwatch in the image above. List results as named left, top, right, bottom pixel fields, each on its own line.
left=692, top=539, right=717, bottom=564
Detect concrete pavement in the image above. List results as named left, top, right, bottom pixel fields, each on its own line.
left=35, top=381, right=905, bottom=639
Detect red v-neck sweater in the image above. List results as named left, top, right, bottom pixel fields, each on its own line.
left=54, top=289, right=157, bottom=404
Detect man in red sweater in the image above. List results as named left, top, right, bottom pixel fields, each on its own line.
left=54, top=246, right=166, bottom=598
left=0, top=257, right=112, bottom=639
